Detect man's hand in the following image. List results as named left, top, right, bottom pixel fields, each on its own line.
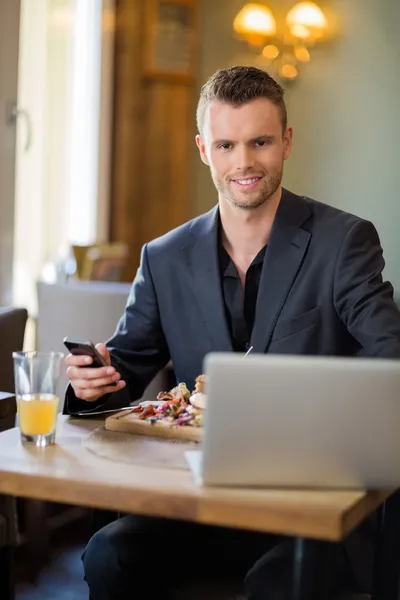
left=65, top=343, right=126, bottom=402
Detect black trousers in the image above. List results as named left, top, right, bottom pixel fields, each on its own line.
left=82, top=515, right=353, bottom=600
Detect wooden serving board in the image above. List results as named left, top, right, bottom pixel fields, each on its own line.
left=105, top=410, right=203, bottom=443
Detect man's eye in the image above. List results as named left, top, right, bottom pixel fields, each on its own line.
left=218, top=143, right=232, bottom=150
left=255, top=139, right=270, bottom=147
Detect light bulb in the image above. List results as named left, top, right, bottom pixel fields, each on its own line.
left=294, top=45, right=310, bottom=62
left=279, top=64, right=298, bottom=79
left=262, top=44, right=280, bottom=60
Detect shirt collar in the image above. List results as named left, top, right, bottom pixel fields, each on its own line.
left=218, top=238, right=267, bottom=277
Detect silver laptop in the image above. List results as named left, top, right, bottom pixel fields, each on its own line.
left=185, top=353, right=400, bottom=489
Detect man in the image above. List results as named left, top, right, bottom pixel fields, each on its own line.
left=65, top=66, right=400, bottom=599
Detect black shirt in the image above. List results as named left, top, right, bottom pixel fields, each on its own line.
left=219, top=243, right=267, bottom=353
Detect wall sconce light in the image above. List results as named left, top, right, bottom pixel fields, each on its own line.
left=233, top=1, right=331, bottom=81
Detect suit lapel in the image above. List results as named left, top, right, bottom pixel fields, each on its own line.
left=250, top=190, right=312, bottom=353
left=182, top=206, right=232, bottom=352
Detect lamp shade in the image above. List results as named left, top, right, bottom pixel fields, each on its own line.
left=233, top=3, right=276, bottom=45
left=286, top=2, right=327, bottom=39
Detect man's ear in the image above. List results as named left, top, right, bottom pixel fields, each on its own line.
left=195, top=134, right=210, bottom=166
left=283, top=127, right=293, bottom=161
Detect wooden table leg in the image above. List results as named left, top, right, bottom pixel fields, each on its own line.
left=0, top=545, right=15, bottom=600
left=292, top=538, right=333, bottom=600
left=23, top=499, right=49, bottom=582
left=372, top=490, right=400, bottom=600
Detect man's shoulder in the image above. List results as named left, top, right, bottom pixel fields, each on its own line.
left=301, top=194, right=369, bottom=231
left=146, top=205, right=217, bottom=255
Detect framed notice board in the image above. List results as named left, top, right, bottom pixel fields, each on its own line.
left=143, top=0, right=196, bottom=83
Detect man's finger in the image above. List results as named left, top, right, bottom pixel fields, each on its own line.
left=67, top=365, right=117, bottom=381
left=95, top=343, right=111, bottom=365
left=65, top=353, right=93, bottom=367
left=74, top=380, right=126, bottom=402
left=72, top=373, right=121, bottom=389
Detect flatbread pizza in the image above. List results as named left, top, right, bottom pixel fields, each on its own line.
left=128, top=374, right=206, bottom=429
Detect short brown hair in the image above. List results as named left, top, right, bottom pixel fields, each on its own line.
left=196, top=65, right=287, bottom=135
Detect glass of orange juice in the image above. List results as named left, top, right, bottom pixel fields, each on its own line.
left=13, top=351, right=64, bottom=446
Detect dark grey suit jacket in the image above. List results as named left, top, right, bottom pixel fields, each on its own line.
left=65, top=188, right=400, bottom=591
left=66, top=188, right=400, bottom=414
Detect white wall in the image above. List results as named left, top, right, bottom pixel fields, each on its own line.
left=195, top=0, right=400, bottom=293
left=283, top=0, right=400, bottom=293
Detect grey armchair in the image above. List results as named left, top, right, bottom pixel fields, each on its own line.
left=0, top=306, right=28, bottom=600
left=0, top=496, right=16, bottom=600
left=0, top=306, right=28, bottom=394
left=0, top=393, right=18, bottom=600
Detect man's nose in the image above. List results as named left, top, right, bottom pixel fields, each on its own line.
left=235, top=145, right=255, bottom=171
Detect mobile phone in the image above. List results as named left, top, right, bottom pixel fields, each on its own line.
left=63, top=337, right=109, bottom=368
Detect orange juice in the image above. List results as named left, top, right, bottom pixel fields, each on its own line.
left=18, top=394, right=59, bottom=436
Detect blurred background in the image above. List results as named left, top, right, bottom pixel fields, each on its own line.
left=0, top=1, right=399, bottom=596
left=1, top=0, right=400, bottom=351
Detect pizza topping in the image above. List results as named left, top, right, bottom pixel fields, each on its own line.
left=138, top=404, right=156, bottom=420
left=189, top=392, right=206, bottom=410
left=156, top=391, right=173, bottom=401
left=129, top=376, right=206, bottom=428
left=194, top=374, right=206, bottom=394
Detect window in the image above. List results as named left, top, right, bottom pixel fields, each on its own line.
left=13, top=0, right=115, bottom=316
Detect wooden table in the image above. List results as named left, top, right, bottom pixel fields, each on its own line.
left=0, top=416, right=398, bottom=599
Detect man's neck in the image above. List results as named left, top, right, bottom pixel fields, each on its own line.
left=219, top=186, right=282, bottom=261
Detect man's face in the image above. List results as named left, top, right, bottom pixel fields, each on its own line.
left=196, top=98, right=292, bottom=210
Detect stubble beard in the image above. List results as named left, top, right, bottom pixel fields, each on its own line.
left=213, top=167, right=283, bottom=211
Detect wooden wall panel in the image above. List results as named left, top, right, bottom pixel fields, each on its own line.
left=109, top=0, right=144, bottom=279
left=110, top=0, right=197, bottom=281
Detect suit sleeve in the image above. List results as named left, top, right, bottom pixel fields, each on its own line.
left=65, top=243, right=170, bottom=414
left=333, top=220, right=400, bottom=357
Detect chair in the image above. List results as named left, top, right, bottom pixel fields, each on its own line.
left=72, top=242, right=129, bottom=282
left=0, top=393, right=18, bottom=600
left=0, top=307, right=28, bottom=599
left=36, top=280, right=132, bottom=399
left=81, top=243, right=129, bottom=282
left=0, top=307, right=28, bottom=393
left=36, top=279, right=174, bottom=404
